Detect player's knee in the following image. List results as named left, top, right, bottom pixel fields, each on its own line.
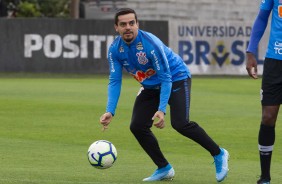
left=262, top=114, right=277, bottom=126
left=171, top=122, right=185, bottom=132
left=171, top=120, right=198, bottom=132
left=130, top=121, right=152, bottom=136
left=130, top=122, right=143, bottom=135
left=130, top=123, right=137, bottom=133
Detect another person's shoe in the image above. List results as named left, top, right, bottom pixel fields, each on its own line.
left=143, top=163, right=175, bottom=181
left=257, top=177, right=270, bottom=184
left=213, top=148, right=229, bottom=182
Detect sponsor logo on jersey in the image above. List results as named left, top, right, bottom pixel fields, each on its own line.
left=119, top=46, right=124, bottom=53
left=136, top=42, right=143, bottom=50
left=278, top=5, right=282, bottom=18
left=130, top=68, right=156, bottom=82
left=136, top=51, right=148, bottom=65
left=151, top=50, right=161, bottom=70
left=122, top=60, right=129, bottom=66
left=109, top=52, right=115, bottom=72
left=274, top=41, right=282, bottom=54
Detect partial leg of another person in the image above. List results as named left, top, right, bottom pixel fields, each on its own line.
left=129, top=87, right=174, bottom=181
left=257, top=58, right=282, bottom=184
left=257, top=105, right=279, bottom=184
left=169, top=78, right=229, bottom=182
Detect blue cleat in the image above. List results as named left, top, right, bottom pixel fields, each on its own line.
left=213, top=148, right=229, bottom=182
left=143, top=163, right=175, bottom=181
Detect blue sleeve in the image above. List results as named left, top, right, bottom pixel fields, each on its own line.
left=150, top=43, right=172, bottom=114
left=158, top=81, right=172, bottom=113
left=246, top=9, right=271, bottom=54
left=106, top=51, right=123, bottom=116
left=260, top=0, right=274, bottom=10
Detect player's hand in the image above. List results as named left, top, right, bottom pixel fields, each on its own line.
left=100, top=112, right=113, bottom=131
left=152, top=111, right=165, bottom=129
left=246, top=52, right=258, bottom=79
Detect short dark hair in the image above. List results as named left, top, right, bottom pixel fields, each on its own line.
left=114, top=8, right=138, bottom=25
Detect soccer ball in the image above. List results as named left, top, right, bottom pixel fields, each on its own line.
left=87, top=140, right=117, bottom=169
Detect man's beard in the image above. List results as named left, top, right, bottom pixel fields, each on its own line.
left=123, top=32, right=134, bottom=43
left=124, top=37, right=133, bottom=43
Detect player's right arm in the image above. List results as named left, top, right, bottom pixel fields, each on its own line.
left=100, top=45, right=123, bottom=129
left=100, top=112, right=113, bottom=131
left=246, top=9, right=271, bottom=79
left=246, top=53, right=258, bottom=79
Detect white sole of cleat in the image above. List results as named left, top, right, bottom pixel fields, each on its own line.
left=162, top=168, right=175, bottom=181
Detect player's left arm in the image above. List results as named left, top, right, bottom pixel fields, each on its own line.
left=149, top=40, right=172, bottom=129
left=150, top=44, right=172, bottom=114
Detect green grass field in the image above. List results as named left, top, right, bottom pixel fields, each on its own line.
left=0, top=74, right=282, bottom=184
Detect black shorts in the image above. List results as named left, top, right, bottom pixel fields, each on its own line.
left=261, top=57, right=282, bottom=106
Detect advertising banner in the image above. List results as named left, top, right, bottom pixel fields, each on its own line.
left=169, top=20, right=270, bottom=75
left=0, top=19, right=168, bottom=73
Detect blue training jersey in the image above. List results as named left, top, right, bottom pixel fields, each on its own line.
left=106, top=29, right=191, bottom=115
left=261, top=0, right=282, bottom=60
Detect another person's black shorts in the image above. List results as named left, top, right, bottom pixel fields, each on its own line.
left=261, top=57, right=282, bottom=106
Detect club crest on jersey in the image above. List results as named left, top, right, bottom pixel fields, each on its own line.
left=136, top=42, right=143, bottom=50
left=136, top=51, right=148, bottom=65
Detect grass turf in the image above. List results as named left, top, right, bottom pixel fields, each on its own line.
left=0, top=74, right=281, bottom=184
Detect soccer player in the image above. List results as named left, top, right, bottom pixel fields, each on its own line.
left=246, top=0, right=282, bottom=183
left=100, top=8, right=229, bottom=182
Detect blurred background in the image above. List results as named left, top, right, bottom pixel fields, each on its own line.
left=0, top=0, right=259, bottom=20
left=0, top=0, right=267, bottom=75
